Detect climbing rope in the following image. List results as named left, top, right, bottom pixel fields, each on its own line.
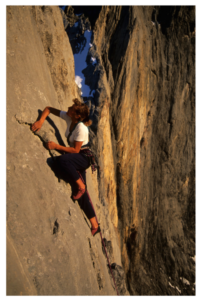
left=77, top=171, right=119, bottom=296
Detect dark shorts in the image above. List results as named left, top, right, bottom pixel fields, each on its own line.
left=57, top=153, right=95, bottom=219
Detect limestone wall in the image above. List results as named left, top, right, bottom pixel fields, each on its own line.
left=6, top=6, right=124, bottom=295
left=6, top=5, right=195, bottom=296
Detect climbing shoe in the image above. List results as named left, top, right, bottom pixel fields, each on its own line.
left=91, top=225, right=101, bottom=237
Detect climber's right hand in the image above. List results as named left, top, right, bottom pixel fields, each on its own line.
left=31, top=120, right=43, bottom=132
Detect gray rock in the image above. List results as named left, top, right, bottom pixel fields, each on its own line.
left=6, top=5, right=122, bottom=296
left=59, top=7, right=69, bottom=30
left=7, top=4, right=195, bottom=296
left=91, top=5, right=195, bottom=296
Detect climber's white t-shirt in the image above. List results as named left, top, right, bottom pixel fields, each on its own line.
left=60, top=110, right=89, bottom=147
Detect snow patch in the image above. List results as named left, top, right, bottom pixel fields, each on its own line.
left=91, top=57, right=97, bottom=65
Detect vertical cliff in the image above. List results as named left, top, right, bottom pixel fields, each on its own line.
left=6, top=6, right=126, bottom=295
left=7, top=5, right=195, bottom=296
left=65, top=5, right=195, bottom=295
left=85, top=6, right=195, bottom=295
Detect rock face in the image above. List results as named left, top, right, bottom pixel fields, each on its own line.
left=7, top=5, right=195, bottom=296
left=6, top=6, right=126, bottom=295
left=86, top=6, right=195, bottom=295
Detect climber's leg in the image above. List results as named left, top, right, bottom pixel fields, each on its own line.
left=90, top=216, right=98, bottom=229
left=57, top=154, right=100, bottom=235
left=77, top=170, right=95, bottom=218
left=57, top=153, right=90, bottom=182
left=79, top=170, right=100, bottom=236
left=56, top=153, right=90, bottom=200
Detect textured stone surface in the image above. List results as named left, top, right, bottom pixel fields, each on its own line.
left=7, top=5, right=195, bottom=296
left=87, top=5, right=195, bottom=295
left=66, top=5, right=195, bottom=296
left=6, top=6, right=125, bottom=296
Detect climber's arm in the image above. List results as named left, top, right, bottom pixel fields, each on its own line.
left=31, top=106, right=61, bottom=132
left=45, top=140, right=83, bottom=154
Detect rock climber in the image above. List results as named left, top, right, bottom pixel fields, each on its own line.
left=31, top=98, right=100, bottom=236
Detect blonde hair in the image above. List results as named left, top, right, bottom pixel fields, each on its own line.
left=73, top=98, right=92, bottom=127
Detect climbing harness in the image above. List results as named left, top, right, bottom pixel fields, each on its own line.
left=80, top=148, right=98, bottom=173
left=77, top=171, right=119, bottom=296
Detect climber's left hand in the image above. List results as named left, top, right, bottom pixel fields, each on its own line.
left=45, top=141, right=57, bottom=150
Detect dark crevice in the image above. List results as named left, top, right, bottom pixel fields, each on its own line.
left=53, top=219, right=59, bottom=234
left=69, top=6, right=102, bottom=29
left=41, top=6, right=45, bottom=12
left=157, top=6, right=176, bottom=36
left=116, top=164, right=123, bottom=225
left=152, top=8, right=156, bottom=23
left=88, top=237, right=92, bottom=248
left=140, top=137, right=145, bottom=148
left=157, top=6, right=195, bottom=37
left=108, top=6, right=130, bottom=82
left=167, top=97, right=174, bottom=138
left=111, top=109, right=118, bottom=143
